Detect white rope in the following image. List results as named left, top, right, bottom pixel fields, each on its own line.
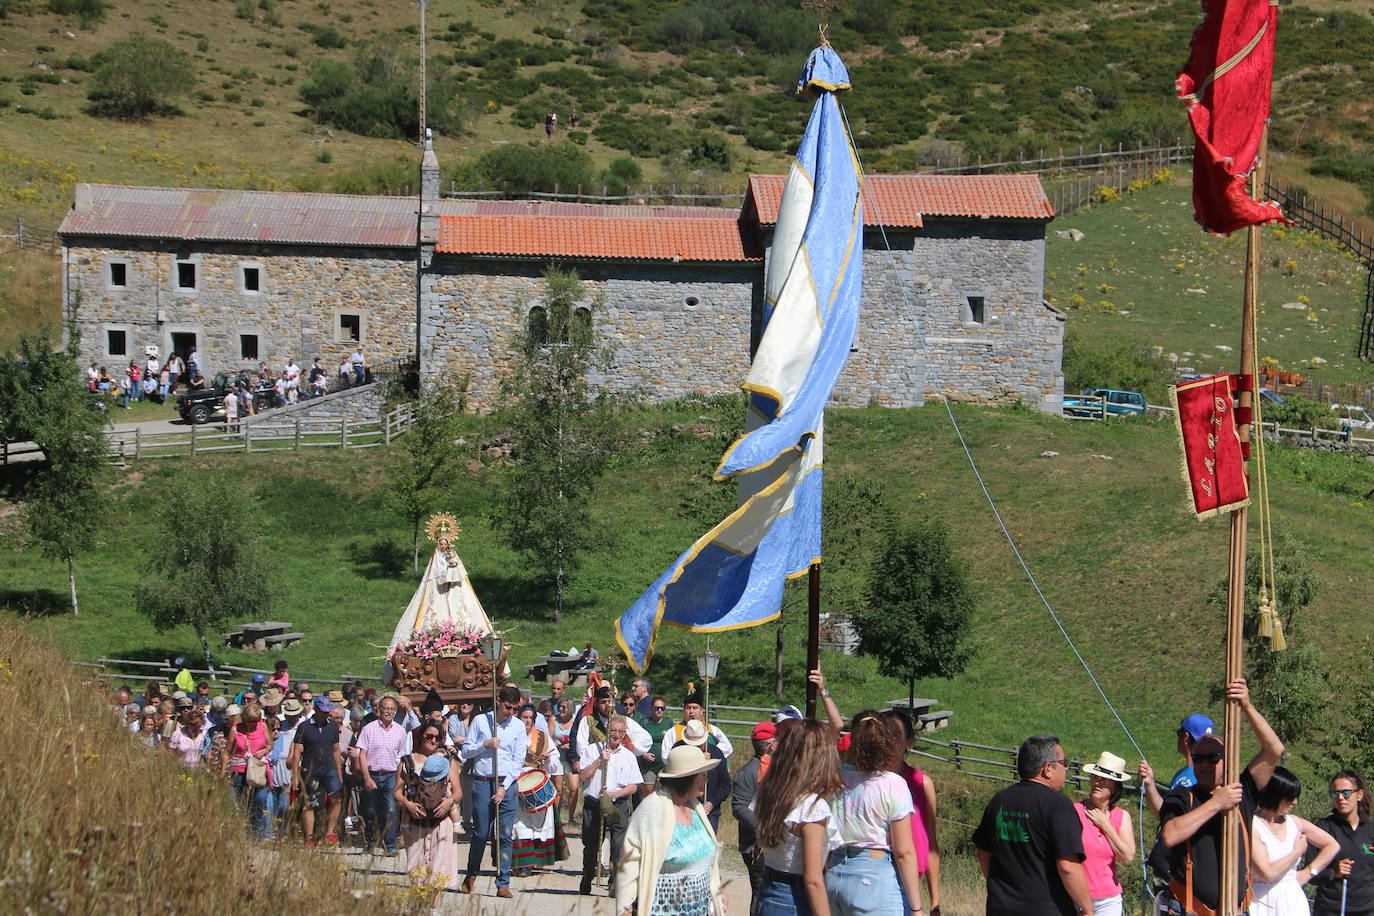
left=835, top=100, right=1156, bottom=888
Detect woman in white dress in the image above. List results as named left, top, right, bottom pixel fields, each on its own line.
left=510, top=704, right=568, bottom=875
left=1252, top=767, right=1340, bottom=916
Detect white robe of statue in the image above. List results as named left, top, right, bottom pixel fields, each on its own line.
left=385, top=543, right=493, bottom=681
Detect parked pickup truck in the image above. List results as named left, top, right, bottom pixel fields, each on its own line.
left=1062, top=388, right=1146, bottom=418
left=177, top=373, right=275, bottom=425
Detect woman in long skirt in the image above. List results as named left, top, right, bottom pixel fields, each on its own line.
left=511, top=704, right=569, bottom=875
left=394, top=723, right=462, bottom=895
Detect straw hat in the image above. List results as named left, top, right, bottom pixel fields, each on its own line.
left=1082, top=751, right=1131, bottom=782
left=681, top=720, right=708, bottom=747
left=659, top=744, right=721, bottom=779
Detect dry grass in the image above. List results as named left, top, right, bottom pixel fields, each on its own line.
left=0, top=248, right=62, bottom=351
left=0, top=618, right=375, bottom=914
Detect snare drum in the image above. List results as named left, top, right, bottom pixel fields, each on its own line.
left=516, top=768, right=556, bottom=813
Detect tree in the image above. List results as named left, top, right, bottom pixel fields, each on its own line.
left=136, top=472, right=272, bottom=669
left=854, top=516, right=976, bottom=708
left=48, top=0, right=106, bottom=29
left=492, top=266, right=620, bottom=622
left=386, top=378, right=466, bottom=576
left=0, top=330, right=111, bottom=616
left=87, top=34, right=195, bottom=119
left=1207, top=535, right=1327, bottom=744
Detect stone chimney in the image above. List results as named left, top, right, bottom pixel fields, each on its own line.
left=418, top=129, right=440, bottom=266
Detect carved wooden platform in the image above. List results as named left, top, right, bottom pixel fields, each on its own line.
left=389, top=649, right=505, bottom=708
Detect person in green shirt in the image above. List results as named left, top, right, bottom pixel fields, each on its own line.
left=634, top=694, right=674, bottom=801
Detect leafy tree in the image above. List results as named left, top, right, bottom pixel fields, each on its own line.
left=854, top=516, right=976, bottom=708
left=1061, top=328, right=1172, bottom=402
left=87, top=34, right=195, bottom=119
left=386, top=378, right=466, bottom=576
left=136, top=472, right=273, bottom=669
left=0, top=331, right=111, bottom=616
left=492, top=266, right=620, bottom=622
left=1207, top=536, right=1326, bottom=744
left=297, top=36, right=460, bottom=140
left=473, top=143, right=594, bottom=197
left=600, top=157, right=642, bottom=197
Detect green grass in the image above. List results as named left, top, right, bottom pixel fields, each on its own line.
left=3, top=400, right=1369, bottom=775
left=1047, top=176, right=1374, bottom=386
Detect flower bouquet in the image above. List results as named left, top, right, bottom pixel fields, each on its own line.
left=388, top=622, right=488, bottom=661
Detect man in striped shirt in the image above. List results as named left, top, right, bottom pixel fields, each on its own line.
left=354, top=695, right=407, bottom=855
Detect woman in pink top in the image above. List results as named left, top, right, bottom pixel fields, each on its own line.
left=166, top=707, right=208, bottom=769
left=1073, top=751, right=1136, bottom=916
left=881, top=708, right=941, bottom=915
left=230, top=703, right=273, bottom=836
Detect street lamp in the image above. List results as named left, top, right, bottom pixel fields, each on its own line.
left=695, top=644, right=720, bottom=722
left=481, top=630, right=504, bottom=867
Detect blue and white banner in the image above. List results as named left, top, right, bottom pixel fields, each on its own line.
left=616, top=46, right=863, bottom=674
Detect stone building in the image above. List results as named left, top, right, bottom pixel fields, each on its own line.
left=59, top=148, right=1062, bottom=410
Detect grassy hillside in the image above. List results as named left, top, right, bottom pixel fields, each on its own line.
left=1046, top=175, right=1374, bottom=387
left=2, top=399, right=1369, bottom=775
left=3, top=0, right=1374, bottom=234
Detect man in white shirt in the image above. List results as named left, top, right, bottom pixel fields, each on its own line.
left=350, top=348, right=366, bottom=385
left=460, top=685, right=526, bottom=898
left=659, top=686, right=733, bottom=759
left=577, top=712, right=641, bottom=896
left=575, top=687, right=651, bottom=760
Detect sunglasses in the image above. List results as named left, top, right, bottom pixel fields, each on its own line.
left=1193, top=753, right=1223, bottom=764
left=652, top=705, right=666, bottom=711
left=1331, top=789, right=1357, bottom=799
left=422, top=733, right=441, bottom=742
left=1051, top=758, right=1070, bottom=767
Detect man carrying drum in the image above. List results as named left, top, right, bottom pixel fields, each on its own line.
left=511, top=704, right=569, bottom=876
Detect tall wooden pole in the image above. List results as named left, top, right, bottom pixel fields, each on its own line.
left=805, top=562, right=821, bottom=718
left=1220, top=134, right=1266, bottom=916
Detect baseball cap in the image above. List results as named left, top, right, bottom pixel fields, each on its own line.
left=774, top=705, right=803, bottom=724
left=313, top=696, right=334, bottom=713
left=1179, top=714, right=1215, bottom=741
left=251, top=673, right=266, bottom=684
left=751, top=721, right=777, bottom=740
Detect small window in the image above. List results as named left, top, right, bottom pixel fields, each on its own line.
left=572, top=306, right=592, bottom=342
left=527, top=306, right=549, bottom=346
left=242, top=266, right=261, bottom=292
left=240, top=334, right=259, bottom=360
left=176, top=261, right=197, bottom=290
left=966, top=296, right=986, bottom=325
left=338, top=313, right=362, bottom=342
left=106, top=329, right=127, bottom=357
left=108, top=262, right=127, bottom=287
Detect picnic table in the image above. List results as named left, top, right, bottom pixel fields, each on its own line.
left=885, top=697, right=953, bottom=732
left=524, top=654, right=600, bottom=686
left=221, top=622, right=302, bottom=651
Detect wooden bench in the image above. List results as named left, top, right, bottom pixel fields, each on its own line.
left=222, top=621, right=294, bottom=651
left=918, top=710, right=953, bottom=732
left=265, top=632, right=304, bottom=649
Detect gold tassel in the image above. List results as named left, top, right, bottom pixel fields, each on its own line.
left=1271, top=615, right=1287, bottom=652
left=1259, top=604, right=1273, bottom=639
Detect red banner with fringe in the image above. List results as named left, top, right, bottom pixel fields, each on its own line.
left=1176, top=0, right=1286, bottom=234
left=1171, top=374, right=1250, bottom=519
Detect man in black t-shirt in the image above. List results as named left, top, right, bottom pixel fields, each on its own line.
left=1159, top=677, right=1284, bottom=915
left=974, top=733, right=1093, bottom=916
left=291, top=696, right=344, bottom=846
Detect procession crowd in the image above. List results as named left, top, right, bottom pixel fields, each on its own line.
left=115, top=661, right=1372, bottom=916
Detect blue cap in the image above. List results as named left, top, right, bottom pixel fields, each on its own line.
left=251, top=673, right=266, bottom=683
left=313, top=696, right=333, bottom=713
left=1179, top=714, right=1214, bottom=741
left=420, top=755, right=450, bottom=782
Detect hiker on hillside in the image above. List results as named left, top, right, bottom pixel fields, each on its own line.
left=1158, top=677, right=1284, bottom=916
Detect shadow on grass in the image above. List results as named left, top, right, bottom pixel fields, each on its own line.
left=468, top=573, right=595, bottom=624
left=0, top=587, right=68, bottom=618
left=345, top=538, right=410, bottom=580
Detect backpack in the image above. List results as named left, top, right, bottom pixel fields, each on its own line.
left=401, top=755, right=449, bottom=822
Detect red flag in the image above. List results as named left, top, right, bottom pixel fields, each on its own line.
left=1171, top=375, right=1250, bottom=519
left=1176, top=0, right=1285, bottom=235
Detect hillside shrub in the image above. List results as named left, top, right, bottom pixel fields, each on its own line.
left=1061, top=329, right=1172, bottom=401
left=86, top=34, right=195, bottom=120
left=48, top=0, right=105, bottom=28
left=600, top=156, right=641, bottom=196
left=298, top=36, right=460, bottom=139
left=474, top=143, right=594, bottom=197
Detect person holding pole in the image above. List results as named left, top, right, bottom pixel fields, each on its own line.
left=577, top=709, right=641, bottom=896
left=1311, top=770, right=1374, bottom=916
left=459, top=685, right=526, bottom=898
left=1159, top=677, right=1284, bottom=916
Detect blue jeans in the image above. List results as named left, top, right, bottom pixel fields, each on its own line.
left=264, top=785, right=289, bottom=840
left=759, top=870, right=815, bottom=916
left=232, top=771, right=273, bottom=838
left=826, top=850, right=904, bottom=916
left=466, top=778, right=518, bottom=887
left=362, top=771, right=398, bottom=851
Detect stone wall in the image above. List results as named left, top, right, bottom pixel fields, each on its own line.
left=241, top=379, right=389, bottom=426
left=420, top=259, right=759, bottom=407
left=64, top=239, right=416, bottom=379
left=820, top=220, right=1063, bottom=411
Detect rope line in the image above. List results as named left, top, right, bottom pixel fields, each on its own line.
left=835, top=99, right=1156, bottom=887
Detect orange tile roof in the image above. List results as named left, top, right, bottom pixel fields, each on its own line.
left=746, top=173, right=1054, bottom=225
left=436, top=214, right=761, bottom=262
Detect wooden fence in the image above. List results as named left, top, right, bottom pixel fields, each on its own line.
left=105, top=402, right=416, bottom=462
